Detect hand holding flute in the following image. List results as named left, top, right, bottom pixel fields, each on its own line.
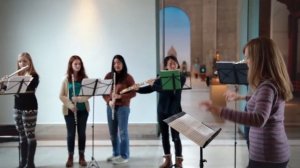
left=0, top=65, right=29, bottom=91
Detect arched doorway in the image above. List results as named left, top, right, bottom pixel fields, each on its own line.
left=160, top=7, right=191, bottom=75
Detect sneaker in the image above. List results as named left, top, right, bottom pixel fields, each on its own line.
left=106, top=156, right=120, bottom=162
left=112, top=157, right=128, bottom=165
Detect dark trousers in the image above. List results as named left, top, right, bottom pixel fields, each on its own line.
left=64, top=110, right=88, bottom=155
left=158, top=113, right=182, bottom=157
left=248, top=159, right=288, bottom=168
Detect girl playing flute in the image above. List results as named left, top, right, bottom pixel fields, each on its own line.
left=59, top=55, right=90, bottom=167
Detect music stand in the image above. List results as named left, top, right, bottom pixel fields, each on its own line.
left=0, top=76, right=33, bottom=95
left=216, top=61, right=248, bottom=85
left=160, top=70, right=181, bottom=91
left=0, top=75, right=33, bottom=166
left=164, top=112, right=221, bottom=168
left=79, top=78, right=112, bottom=168
left=216, top=61, right=248, bottom=168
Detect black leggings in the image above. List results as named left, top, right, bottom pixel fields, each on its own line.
left=14, top=109, right=37, bottom=143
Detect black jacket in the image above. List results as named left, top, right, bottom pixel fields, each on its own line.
left=138, top=73, right=186, bottom=116
left=14, top=74, right=39, bottom=110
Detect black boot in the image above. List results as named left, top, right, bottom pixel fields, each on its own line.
left=25, top=140, right=36, bottom=168
left=19, top=140, right=28, bottom=168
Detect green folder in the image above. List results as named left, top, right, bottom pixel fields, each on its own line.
left=159, top=70, right=181, bottom=90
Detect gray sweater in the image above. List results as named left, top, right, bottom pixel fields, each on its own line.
left=221, top=81, right=290, bottom=163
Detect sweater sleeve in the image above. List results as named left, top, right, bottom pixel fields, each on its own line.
left=119, top=74, right=136, bottom=100
left=27, top=74, right=39, bottom=92
left=220, top=83, right=276, bottom=127
left=59, top=78, right=75, bottom=110
left=137, top=85, right=154, bottom=94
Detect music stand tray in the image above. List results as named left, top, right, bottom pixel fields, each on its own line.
left=1, top=76, right=33, bottom=95
left=164, top=112, right=221, bottom=148
left=159, top=70, right=182, bottom=91
left=164, top=112, right=221, bottom=168
left=79, top=78, right=112, bottom=96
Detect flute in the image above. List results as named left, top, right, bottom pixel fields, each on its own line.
left=111, top=72, right=116, bottom=120
left=120, top=78, right=157, bottom=94
left=0, top=65, right=30, bottom=92
left=0, top=65, right=29, bottom=83
left=71, top=74, right=77, bottom=125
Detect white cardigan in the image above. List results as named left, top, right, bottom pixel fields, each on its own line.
left=59, top=78, right=90, bottom=115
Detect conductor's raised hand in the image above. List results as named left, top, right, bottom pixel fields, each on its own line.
left=224, top=90, right=239, bottom=101
left=199, top=100, right=221, bottom=116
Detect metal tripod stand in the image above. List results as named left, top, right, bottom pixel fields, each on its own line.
left=87, top=96, right=100, bottom=168
left=199, top=147, right=207, bottom=168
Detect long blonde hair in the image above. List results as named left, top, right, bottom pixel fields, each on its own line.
left=17, top=52, right=38, bottom=76
left=244, top=37, right=293, bottom=101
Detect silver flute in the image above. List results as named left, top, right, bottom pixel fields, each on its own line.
left=111, top=72, right=116, bottom=120
left=71, top=74, right=78, bottom=125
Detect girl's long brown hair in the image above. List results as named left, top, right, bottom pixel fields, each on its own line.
left=17, top=52, right=38, bottom=76
left=66, top=55, right=87, bottom=82
left=110, top=55, right=128, bottom=84
left=244, top=37, right=293, bottom=101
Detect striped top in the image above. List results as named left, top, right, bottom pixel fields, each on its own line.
left=220, top=81, right=290, bottom=163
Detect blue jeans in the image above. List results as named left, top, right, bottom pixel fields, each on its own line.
left=106, top=106, right=130, bottom=159
left=64, top=110, right=88, bottom=155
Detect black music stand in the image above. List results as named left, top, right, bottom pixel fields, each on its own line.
left=216, top=61, right=248, bottom=168
left=79, top=78, right=112, bottom=168
left=0, top=75, right=32, bottom=165
left=164, top=112, right=221, bottom=168
left=216, top=61, right=248, bottom=85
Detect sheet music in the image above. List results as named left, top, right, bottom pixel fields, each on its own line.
left=80, top=78, right=112, bottom=96
left=165, top=112, right=220, bottom=147
left=4, top=76, right=33, bottom=94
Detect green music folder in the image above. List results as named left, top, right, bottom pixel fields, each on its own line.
left=159, top=70, right=181, bottom=90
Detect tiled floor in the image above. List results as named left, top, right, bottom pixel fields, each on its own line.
left=0, top=78, right=299, bottom=168
left=0, top=139, right=299, bottom=168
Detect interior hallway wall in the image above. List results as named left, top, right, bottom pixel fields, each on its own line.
left=0, top=0, right=157, bottom=124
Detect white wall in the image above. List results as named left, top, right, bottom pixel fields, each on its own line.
left=0, top=0, right=157, bottom=124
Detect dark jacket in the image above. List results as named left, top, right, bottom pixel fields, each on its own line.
left=138, top=73, right=186, bottom=116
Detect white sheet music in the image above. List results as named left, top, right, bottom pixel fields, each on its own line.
left=4, top=76, right=33, bottom=94
left=166, top=112, right=220, bottom=147
left=79, top=78, right=112, bottom=96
